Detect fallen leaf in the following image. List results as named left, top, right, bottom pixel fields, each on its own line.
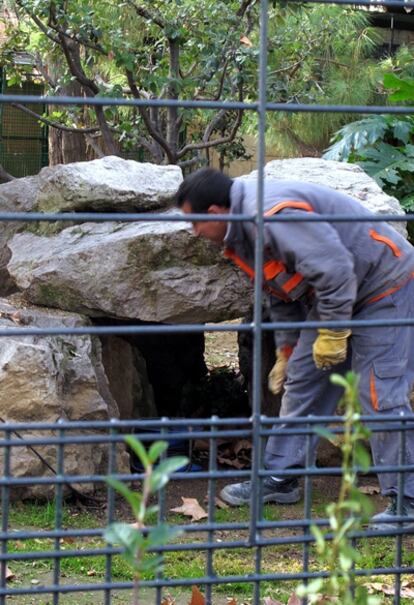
left=5, top=566, right=15, bottom=581
left=215, top=497, right=229, bottom=509
left=161, top=594, right=176, bottom=605
left=359, top=484, right=380, bottom=495
left=234, top=439, right=252, bottom=456
left=240, top=35, right=253, bottom=47
left=218, top=456, right=245, bottom=469
left=170, top=498, right=208, bottom=522
left=60, top=536, right=76, bottom=544
left=189, top=585, right=205, bottom=605
left=263, top=597, right=283, bottom=605
left=10, top=312, right=22, bottom=325
left=365, top=582, right=397, bottom=596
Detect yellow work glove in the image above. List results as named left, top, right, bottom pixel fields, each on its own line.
left=268, top=345, right=293, bottom=395
left=312, top=328, right=351, bottom=370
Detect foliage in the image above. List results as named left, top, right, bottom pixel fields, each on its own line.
left=324, top=113, right=414, bottom=212
left=297, top=372, right=379, bottom=605
left=1, top=0, right=260, bottom=164
left=1, top=2, right=385, bottom=165
left=254, top=5, right=382, bottom=156
left=324, top=49, right=414, bottom=243
left=105, top=437, right=188, bottom=605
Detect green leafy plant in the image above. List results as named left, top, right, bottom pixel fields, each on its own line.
left=296, top=372, right=379, bottom=605
left=324, top=52, right=414, bottom=245
left=104, top=437, right=188, bottom=605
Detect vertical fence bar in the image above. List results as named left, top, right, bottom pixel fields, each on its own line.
left=301, top=419, right=314, bottom=605
left=206, top=416, right=218, bottom=605
left=155, top=416, right=169, bottom=605
left=249, top=4, right=269, bottom=605
left=394, top=413, right=406, bottom=605
left=105, top=419, right=118, bottom=605
left=0, top=428, right=10, bottom=605
left=53, top=421, right=65, bottom=605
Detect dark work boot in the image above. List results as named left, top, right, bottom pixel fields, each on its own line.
left=219, top=476, right=300, bottom=506
left=370, top=497, right=414, bottom=531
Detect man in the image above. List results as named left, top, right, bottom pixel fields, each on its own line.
left=176, top=167, right=414, bottom=530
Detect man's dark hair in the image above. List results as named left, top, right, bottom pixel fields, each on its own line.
left=176, top=168, right=233, bottom=212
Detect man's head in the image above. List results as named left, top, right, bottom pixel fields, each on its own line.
left=176, top=168, right=233, bottom=245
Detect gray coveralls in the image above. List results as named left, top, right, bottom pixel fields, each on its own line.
left=224, top=179, right=414, bottom=498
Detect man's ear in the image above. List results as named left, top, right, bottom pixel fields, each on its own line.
left=207, top=204, right=228, bottom=215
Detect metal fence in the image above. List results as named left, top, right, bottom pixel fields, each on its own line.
left=1, top=1, right=414, bottom=604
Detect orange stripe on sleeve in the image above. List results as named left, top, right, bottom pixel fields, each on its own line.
left=265, top=200, right=314, bottom=216
left=369, top=229, right=402, bottom=258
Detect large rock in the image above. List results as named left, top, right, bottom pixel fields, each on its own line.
left=34, top=156, right=183, bottom=213
left=245, top=158, right=407, bottom=237
left=0, top=175, right=40, bottom=295
left=7, top=218, right=251, bottom=323
left=0, top=296, right=130, bottom=499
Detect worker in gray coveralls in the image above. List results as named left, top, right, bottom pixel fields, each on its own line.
left=176, top=167, right=414, bottom=531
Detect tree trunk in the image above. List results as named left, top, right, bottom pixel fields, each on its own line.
left=48, top=60, right=88, bottom=166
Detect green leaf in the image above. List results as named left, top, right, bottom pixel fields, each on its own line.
left=106, top=477, right=142, bottom=517
left=149, top=455, right=188, bottom=492
left=104, top=522, right=144, bottom=550
left=330, top=373, right=348, bottom=389
left=147, top=523, right=182, bottom=548
left=125, top=436, right=149, bottom=470
left=153, top=456, right=189, bottom=477
left=314, top=426, right=335, bottom=441
left=384, top=73, right=414, bottom=103
left=354, top=442, right=371, bottom=472
left=310, top=524, right=326, bottom=552
left=148, top=441, right=169, bottom=464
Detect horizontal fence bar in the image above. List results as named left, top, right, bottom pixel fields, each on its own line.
left=2, top=93, right=414, bottom=115
left=0, top=316, right=411, bottom=338
left=0, top=413, right=412, bottom=432
left=0, top=211, right=411, bottom=223
left=2, top=564, right=414, bottom=596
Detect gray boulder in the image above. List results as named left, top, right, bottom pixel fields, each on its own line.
left=0, top=296, right=131, bottom=499
left=0, top=175, right=40, bottom=295
left=245, top=158, right=407, bottom=236
left=7, top=218, right=250, bottom=323
left=34, top=156, right=183, bottom=213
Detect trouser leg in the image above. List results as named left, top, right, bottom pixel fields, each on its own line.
left=264, top=327, right=350, bottom=470
left=352, top=280, right=414, bottom=499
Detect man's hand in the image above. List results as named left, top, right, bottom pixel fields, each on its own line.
left=268, top=345, right=294, bottom=395
left=312, top=328, right=351, bottom=370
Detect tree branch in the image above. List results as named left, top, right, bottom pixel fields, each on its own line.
left=125, top=0, right=165, bottom=29
left=11, top=103, right=101, bottom=134
left=126, top=70, right=175, bottom=163
left=15, top=1, right=59, bottom=44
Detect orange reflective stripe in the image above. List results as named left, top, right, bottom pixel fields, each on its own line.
left=224, top=248, right=290, bottom=302
left=263, top=259, right=285, bottom=280
left=223, top=248, right=255, bottom=279
left=370, top=368, right=379, bottom=412
left=265, top=200, right=314, bottom=216
left=366, top=273, right=414, bottom=305
left=282, top=272, right=304, bottom=294
left=369, top=229, right=402, bottom=258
